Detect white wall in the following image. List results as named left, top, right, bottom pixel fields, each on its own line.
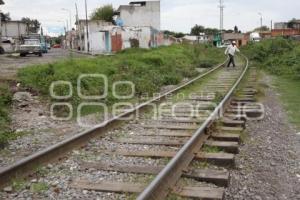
left=1, top=21, right=27, bottom=38
left=89, top=32, right=106, bottom=53
left=121, top=26, right=152, bottom=49
left=119, top=1, right=160, bottom=30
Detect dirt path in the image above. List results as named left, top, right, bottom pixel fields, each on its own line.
left=225, top=74, right=300, bottom=200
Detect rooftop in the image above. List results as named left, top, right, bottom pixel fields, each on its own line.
left=117, top=1, right=159, bottom=11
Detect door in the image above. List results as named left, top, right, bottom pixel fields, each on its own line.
left=111, top=33, right=123, bottom=52
left=105, top=31, right=111, bottom=52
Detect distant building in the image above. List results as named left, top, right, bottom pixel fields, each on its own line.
left=272, top=19, right=300, bottom=37
left=274, top=19, right=300, bottom=30
left=223, top=33, right=247, bottom=47
left=1, top=20, right=29, bottom=52
left=117, top=1, right=161, bottom=30
left=182, top=34, right=209, bottom=44
left=274, top=22, right=288, bottom=29
left=271, top=29, right=300, bottom=37
left=0, top=0, right=4, bottom=53
left=1, top=21, right=28, bottom=39
left=75, top=19, right=170, bottom=55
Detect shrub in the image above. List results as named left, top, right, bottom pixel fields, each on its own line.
left=242, top=38, right=300, bottom=78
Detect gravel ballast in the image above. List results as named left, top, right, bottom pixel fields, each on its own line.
left=225, top=75, right=300, bottom=200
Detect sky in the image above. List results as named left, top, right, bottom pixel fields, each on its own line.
left=1, top=0, right=299, bottom=36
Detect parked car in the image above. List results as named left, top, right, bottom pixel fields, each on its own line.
left=52, top=44, right=61, bottom=48
left=19, top=39, right=42, bottom=57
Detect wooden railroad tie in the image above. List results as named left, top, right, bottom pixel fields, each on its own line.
left=71, top=180, right=225, bottom=200
left=79, top=161, right=230, bottom=187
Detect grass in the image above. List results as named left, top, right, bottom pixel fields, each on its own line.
left=0, top=82, right=32, bottom=148
left=273, top=76, right=300, bottom=129
left=242, top=38, right=300, bottom=130
left=0, top=82, right=13, bottom=148
left=18, top=44, right=224, bottom=117
left=202, top=145, right=222, bottom=153
left=30, top=182, right=49, bottom=193
left=12, top=178, right=26, bottom=191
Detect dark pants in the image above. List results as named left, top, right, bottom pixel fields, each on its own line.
left=227, top=54, right=236, bottom=67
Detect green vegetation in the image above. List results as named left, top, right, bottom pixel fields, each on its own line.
left=273, top=77, right=300, bottom=129
left=90, top=4, right=114, bottom=22
left=243, top=38, right=300, bottom=128
left=30, top=182, right=49, bottom=193
left=18, top=44, right=224, bottom=116
left=12, top=179, right=26, bottom=192
left=0, top=83, right=31, bottom=148
left=202, top=145, right=222, bottom=153
left=242, top=38, right=300, bottom=78
left=0, top=83, right=12, bottom=147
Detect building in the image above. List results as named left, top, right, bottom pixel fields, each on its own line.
left=182, top=34, right=209, bottom=44
left=1, top=20, right=29, bottom=52
left=0, top=0, right=4, bottom=53
left=222, top=33, right=247, bottom=47
left=271, top=29, right=300, bottom=37
left=274, top=19, right=300, bottom=30
left=117, top=1, right=160, bottom=30
left=76, top=19, right=167, bottom=54
left=274, top=22, right=288, bottom=29
left=76, top=20, right=114, bottom=53
left=73, top=1, right=170, bottom=55
left=1, top=21, right=28, bottom=39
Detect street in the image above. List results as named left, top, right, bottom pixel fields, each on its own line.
left=0, top=49, right=90, bottom=80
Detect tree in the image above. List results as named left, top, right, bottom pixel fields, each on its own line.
left=163, top=30, right=185, bottom=38
left=234, top=26, right=239, bottom=33
left=1, top=12, right=11, bottom=21
left=191, top=25, right=219, bottom=36
left=254, top=26, right=270, bottom=32
left=204, top=28, right=219, bottom=35
left=191, top=24, right=205, bottom=35
left=90, top=4, right=114, bottom=23
left=21, top=17, right=41, bottom=33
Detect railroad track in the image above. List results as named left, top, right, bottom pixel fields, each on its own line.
left=0, top=55, right=262, bottom=199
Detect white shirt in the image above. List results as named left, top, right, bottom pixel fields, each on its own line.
left=225, top=45, right=240, bottom=56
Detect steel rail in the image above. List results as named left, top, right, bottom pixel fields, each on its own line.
left=0, top=59, right=228, bottom=188
left=137, top=54, right=249, bottom=200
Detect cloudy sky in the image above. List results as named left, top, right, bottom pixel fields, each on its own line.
left=1, top=0, right=299, bottom=36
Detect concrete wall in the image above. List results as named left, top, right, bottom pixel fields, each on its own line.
left=119, top=1, right=160, bottom=30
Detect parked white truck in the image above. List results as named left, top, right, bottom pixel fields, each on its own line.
left=19, top=39, right=42, bottom=57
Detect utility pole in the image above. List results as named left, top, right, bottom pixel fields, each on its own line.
left=75, top=3, right=82, bottom=51
left=271, top=20, right=273, bottom=31
left=219, top=0, right=224, bottom=33
left=85, top=0, right=90, bottom=52
left=258, top=12, right=263, bottom=32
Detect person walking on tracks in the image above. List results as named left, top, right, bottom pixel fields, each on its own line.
left=225, top=41, right=240, bottom=68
